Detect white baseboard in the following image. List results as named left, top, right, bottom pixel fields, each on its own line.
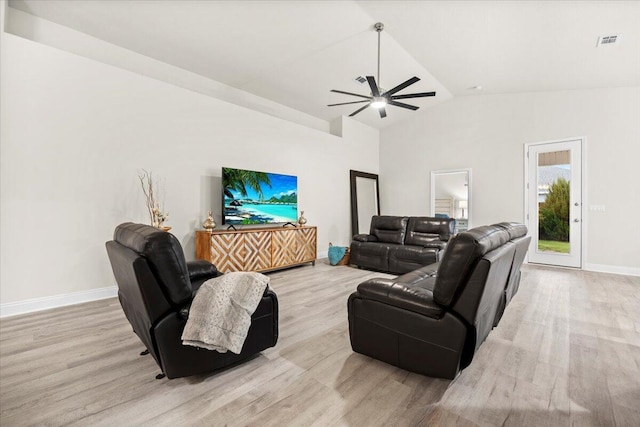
left=0, top=256, right=332, bottom=318
left=583, top=263, right=640, bottom=277
left=0, top=286, right=118, bottom=318
left=514, top=260, right=640, bottom=277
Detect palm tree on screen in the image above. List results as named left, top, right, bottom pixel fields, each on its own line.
left=223, top=169, right=271, bottom=201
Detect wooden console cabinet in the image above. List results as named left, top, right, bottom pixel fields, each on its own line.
left=195, top=226, right=317, bottom=273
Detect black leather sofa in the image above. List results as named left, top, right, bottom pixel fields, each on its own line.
left=105, top=223, right=278, bottom=379
left=350, top=216, right=455, bottom=274
left=493, top=222, right=530, bottom=326
left=347, top=222, right=530, bottom=379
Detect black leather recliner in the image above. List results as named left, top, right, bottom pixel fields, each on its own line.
left=348, top=223, right=529, bottom=379
left=105, top=223, right=278, bottom=379
left=350, top=216, right=455, bottom=274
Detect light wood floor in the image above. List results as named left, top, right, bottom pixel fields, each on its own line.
left=1, top=262, right=639, bottom=426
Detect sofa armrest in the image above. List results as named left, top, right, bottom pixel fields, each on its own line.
left=412, top=262, right=439, bottom=278
left=396, top=263, right=439, bottom=286
left=422, top=241, right=447, bottom=250
left=356, top=278, right=444, bottom=319
left=186, top=260, right=221, bottom=281
left=357, top=277, right=396, bottom=290
left=353, top=234, right=378, bottom=242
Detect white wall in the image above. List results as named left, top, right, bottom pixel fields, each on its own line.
left=4, top=6, right=330, bottom=133
left=0, top=29, right=378, bottom=308
left=379, top=88, right=640, bottom=273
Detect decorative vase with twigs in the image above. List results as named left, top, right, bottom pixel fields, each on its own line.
left=138, top=170, right=169, bottom=229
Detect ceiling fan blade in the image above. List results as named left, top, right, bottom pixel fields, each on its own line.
left=379, top=107, right=387, bottom=118
left=349, top=104, right=371, bottom=117
left=391, top=92, right=436, bottom=100
left=330, top=89, right=371, bottom=100
left=386, top=77, right=420, bottom=96
left=366, top=76, right=380, bottom=97
left=328, top=100, right=371, bottom=107
left=388, top=100, right=419, bottom=111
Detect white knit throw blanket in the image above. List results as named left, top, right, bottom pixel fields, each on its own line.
left=181, top=272, right=269, bottom=354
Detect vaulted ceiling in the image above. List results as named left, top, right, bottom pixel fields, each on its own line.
left=8, top=0, right=640, bottom=129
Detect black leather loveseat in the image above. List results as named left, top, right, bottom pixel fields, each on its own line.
left=348, top=222, right=530, bottom=379
left=106, top=223, right=278, bottom=379
left=350, top=215, right=455, bottom=274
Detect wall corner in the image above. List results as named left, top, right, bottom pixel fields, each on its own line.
left=329, top=116, right=343, bottom=137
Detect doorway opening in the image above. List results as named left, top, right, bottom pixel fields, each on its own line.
left=430, top=169, right=471, bottom=234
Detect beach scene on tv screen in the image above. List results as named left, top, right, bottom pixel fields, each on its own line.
left=223, top=168, right=298, bottom=225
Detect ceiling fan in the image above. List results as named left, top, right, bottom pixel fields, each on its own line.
left=328, top=22, right=436, bottom=118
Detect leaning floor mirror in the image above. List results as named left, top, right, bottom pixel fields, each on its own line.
left=430, top=169, right=471, bottom=234
left=350, top=170, right=380, bottom=236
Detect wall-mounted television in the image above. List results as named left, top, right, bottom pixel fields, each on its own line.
left=222, top=167, right=298, bottom=225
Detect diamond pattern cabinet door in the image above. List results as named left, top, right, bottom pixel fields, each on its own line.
left=272, top=229, right=301, bottom=268
left=244, top=231, right=272, bottom=271
left=209, top=233, right=245, bottom=272
left=299, top=227, right=317, bottom=262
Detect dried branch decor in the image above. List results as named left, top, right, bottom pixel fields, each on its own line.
left=138, top=170, right=168, bottom=228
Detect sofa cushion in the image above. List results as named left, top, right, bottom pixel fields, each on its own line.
left=433, top=225, right=510, bottom=307
left=405, top=217, right=455, bottom=246
left=369, top=216, right=408, bottom=244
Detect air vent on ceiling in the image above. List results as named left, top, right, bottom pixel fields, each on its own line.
left=596, top=35, right=620, bottom=46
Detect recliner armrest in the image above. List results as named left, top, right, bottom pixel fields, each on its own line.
left=178, top=301, right=191, bottom=320
left=353, top=234, right=378, bottom=242
left=186, top=260, right=221, bottom=281
left=356, top=278, right=444, bottom=319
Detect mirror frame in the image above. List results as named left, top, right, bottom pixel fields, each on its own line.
left=430, top=168, right=472, bottom=229
left=350, top=170, right=380, bottom=237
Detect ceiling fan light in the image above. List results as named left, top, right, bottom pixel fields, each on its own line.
left=370, top=97, right=387, bottom=109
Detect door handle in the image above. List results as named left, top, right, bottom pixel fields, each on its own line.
left=574, top=218, right=580, bottom=222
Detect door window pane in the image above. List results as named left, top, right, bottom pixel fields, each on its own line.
left=537, top=150, right=571, bottom=253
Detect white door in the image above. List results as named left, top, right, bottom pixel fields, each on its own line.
left=526, top=139, right=582, bottom=268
